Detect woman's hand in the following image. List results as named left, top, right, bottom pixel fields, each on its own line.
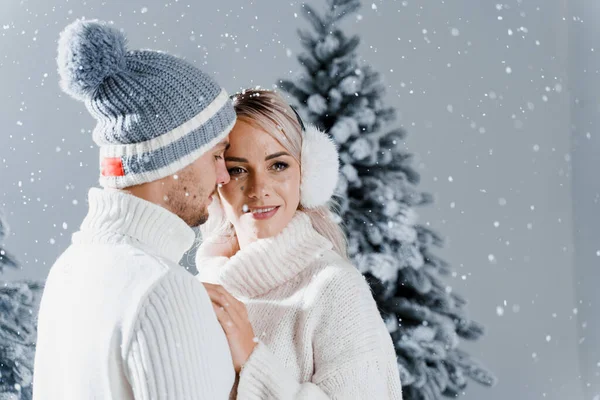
left=197, top=234, right=239, bottom=259
left=203, top=283, right=257, bottom=373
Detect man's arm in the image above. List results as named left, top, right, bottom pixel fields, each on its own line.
left=123, top=269, right=234, bottom=399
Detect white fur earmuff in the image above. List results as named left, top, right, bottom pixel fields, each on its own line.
left=300, top=124, right=340, bottom=208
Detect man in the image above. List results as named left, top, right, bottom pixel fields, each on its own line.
left=33, top=19, right=236, bottom=399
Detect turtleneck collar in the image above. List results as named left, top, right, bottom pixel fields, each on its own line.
left=74, top=188, right=196, bottom=264
left=217, top=212, right=333, bottom=298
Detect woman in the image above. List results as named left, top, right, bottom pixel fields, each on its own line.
left=197, top=89, right=403, bottom=399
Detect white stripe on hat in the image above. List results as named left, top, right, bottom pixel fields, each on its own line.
left=99, top=89, right=230, bottom=158
left=99, top=117, right=236, bottom=189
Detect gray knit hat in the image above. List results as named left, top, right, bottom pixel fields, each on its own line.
left=57, top=19, right=236, bottom=188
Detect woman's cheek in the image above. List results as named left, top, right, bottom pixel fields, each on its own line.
left=273, top=169, right=301, bottom=205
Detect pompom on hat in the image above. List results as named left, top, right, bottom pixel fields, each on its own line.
left=57, top=19, right=236, bottom=188
left=57, top=20, right=128, bottom=101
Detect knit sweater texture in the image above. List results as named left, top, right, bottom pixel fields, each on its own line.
left=196, top=212, right=403, bottom=400
left=33, top=188, right=235, bottom=399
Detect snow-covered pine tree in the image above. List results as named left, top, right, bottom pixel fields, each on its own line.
left=0, top=214, right=40, bottom=400
left=278, top=1, right=496, bottom=398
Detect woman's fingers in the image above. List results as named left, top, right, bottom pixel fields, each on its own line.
left=220, top=286, right=248, bottom=318
left=212, top=302, right=237, bottom=335
left=205, top=284, right=246, bottom=333
left=204, top=283, right=246, bottom=322
left=197, top=234, right=239, bottom=258
left=218, top=287, right=247, bottom=318
left=204, top=283, right=231, bottom=308
left=204, top=284, right=257, bottom=373
left=205, top=285, right=229, bottom=308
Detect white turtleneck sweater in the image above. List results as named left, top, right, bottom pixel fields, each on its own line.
left=196, top=212, right=403, bottom=400
left=33, top=188, right=235, bottom=400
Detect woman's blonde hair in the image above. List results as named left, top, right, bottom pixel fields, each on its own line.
left=199, top=89, right=348, bottom=259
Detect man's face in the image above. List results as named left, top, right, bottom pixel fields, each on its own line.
left=164, top=138, right=230, bottom=227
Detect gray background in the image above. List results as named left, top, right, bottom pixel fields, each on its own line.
left=0, top=0, right=597, bottom=399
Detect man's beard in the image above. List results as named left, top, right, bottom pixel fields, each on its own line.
left=189, top=209, right=209, bottom=228
left=166, top=188, right=210, bottom=228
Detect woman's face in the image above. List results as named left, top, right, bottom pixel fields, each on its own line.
left=218, top=120, right=301, bottom=243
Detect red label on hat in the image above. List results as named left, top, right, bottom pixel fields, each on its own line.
left=101, top=157, right=125, bottom=177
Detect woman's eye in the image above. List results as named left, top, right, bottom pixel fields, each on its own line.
left=214, top=154, right=223, bottom=161
left=228, top=167, right=246, bottom=176
left=272, top=162, right=289, bottom=172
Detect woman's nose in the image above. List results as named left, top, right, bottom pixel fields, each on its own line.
left=246, top=172, right=270, bottom=199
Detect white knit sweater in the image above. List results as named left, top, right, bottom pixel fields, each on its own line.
left=196, top=212, right=403, bottom=400
left=33, top=188, right=235, bottom=399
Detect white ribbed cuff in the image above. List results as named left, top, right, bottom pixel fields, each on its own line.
left=237, top=341, right=300, bottom=399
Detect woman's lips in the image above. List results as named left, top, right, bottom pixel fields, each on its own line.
left=247, top=206, right=280, bottom=220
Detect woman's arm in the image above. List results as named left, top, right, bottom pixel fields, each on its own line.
left=236, top=341, right=331, bottom=399
left=230, top=263, right=403, bottom=400
left=237, top=340, right=401, bottom=400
